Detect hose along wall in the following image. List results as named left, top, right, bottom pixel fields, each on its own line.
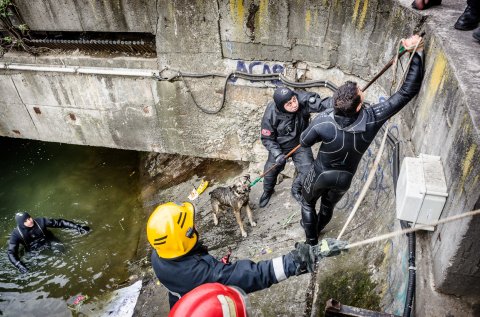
left=154, top=69, right=338, bottom=114
left=386, top=130, right=416, bottom=317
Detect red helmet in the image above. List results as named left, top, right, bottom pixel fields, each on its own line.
left=169, top=283, right=251, bottom=317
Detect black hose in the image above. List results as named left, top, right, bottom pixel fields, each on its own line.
left=387, top=127, right=416, bottom=317
left=154, top=69, right=338, bottom=114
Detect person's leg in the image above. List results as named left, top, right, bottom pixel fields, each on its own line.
left=455, top=1, right=480, bottom=30
left=260, top=152, right=284, bottom=208
left=314, top=170, right=353, bottom=234
left=291, top=147, right=314, bottom=201
left=301, top=166, right=324, bottom=245
left=317, top=189, right=347, bottom=233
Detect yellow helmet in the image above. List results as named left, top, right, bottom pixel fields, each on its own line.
left=147, top=202, right=198, bottom=259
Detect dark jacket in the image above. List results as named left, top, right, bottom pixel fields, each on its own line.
left=7, top=217, right=80, bottom=270
left=151, top=245, right=298, bottom=308
left=261, top=91, right=332, bottom=158
left=300, top=52, right=423, bottom=174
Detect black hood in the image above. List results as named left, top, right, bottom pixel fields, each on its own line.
left=15, top=212, right=31, bottom=229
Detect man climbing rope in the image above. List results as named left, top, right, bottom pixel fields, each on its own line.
left=147, top=202, right=347, bottom=308
left=259, top=87, right=331, bottom=208
left=7, top=211, right=90, bottom=273
left=299, top=34, right=424, bottom=245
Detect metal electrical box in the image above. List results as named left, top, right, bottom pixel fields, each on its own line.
left=396, top=154, right=448, bottom=230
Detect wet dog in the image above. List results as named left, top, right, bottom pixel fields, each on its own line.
left=209, top=174, right=256, bottom=237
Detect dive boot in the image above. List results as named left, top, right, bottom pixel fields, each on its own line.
left=259, top=191, right=273, bottom=208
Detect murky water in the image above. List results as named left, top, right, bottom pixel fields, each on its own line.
left=0, top=137, right=143, bottom=315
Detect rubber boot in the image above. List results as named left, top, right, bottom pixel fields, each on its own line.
left=301, top=200, right=318, bottom=245
left=259, top=190, right=273, bottom=208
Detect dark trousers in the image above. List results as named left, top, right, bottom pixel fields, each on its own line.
left=262, top=147, right=314, bottom=195
left=300, top=166, right=353, bottom=245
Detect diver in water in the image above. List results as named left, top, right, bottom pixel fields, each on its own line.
left=7, top=211, right=90, bottom=273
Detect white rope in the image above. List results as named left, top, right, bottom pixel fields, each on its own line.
left=345, top=209, right=480, bottom=250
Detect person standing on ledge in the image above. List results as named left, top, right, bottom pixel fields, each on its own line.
left=7, top=211, right=90, bottom=273
left=299, top=35, right=425, bottom=245
left=259, top=87, right=332, bottom=208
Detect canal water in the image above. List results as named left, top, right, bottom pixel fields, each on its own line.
left=0, top=137, right=143, bottom=315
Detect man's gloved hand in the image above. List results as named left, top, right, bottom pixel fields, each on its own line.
left=77, top=225, right=90, bottom=235
left=275, top=154, right=287, bottom=165
left=17, top=262, right=28, bottom=274
left=290, top=242, right=317, bottom=275
left=313, top=238, right=348, bottom=258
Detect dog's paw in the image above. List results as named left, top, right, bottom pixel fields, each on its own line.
left=251, top=221, right=257, bottom=227
left=241, top=231, right=248, bottom=238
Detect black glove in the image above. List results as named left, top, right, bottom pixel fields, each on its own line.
left=77, top=225, right=90, bottom=234
left=290, top=242, right=316, bottom=275
left=275, top=154, right=287, bottom=165
left=17, top=262, right=28, bottom=274
left=313, top=238, right=348, bottom=258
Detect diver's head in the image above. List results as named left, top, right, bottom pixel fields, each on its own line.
left=273, top=87, right=298, bottom=113
left=333, top=81, right=364, bottom=117
left=15, top=212, right=33, bottom=228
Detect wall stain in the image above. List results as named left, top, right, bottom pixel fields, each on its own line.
left=461, top=144, right=477, bottom=185
left=305, top=9, right=311, bottom=32
left=419, top=51, right=447, bottom=123
left=358, top=0, right=369, bottom=30
left=352, top=0, right=361, bottom=23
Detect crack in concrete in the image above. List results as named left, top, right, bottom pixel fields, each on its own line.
left=215, top=0, right=224, bottom=59
left=10, top=77, right=39, bottom=136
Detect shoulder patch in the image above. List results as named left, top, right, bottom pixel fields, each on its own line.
left=261, top=129, right=272, bottom=136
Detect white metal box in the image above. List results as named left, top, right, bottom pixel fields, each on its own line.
left=396, top=154, right=448, bottom=230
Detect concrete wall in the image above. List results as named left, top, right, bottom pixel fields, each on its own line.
left=1, top=0, right=480, bottom=308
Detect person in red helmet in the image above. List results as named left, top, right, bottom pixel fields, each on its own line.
left=169, top=283, right=251, bottom=317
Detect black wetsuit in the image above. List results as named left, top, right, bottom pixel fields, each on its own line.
left=7, top=217, right=82, bottom=272
left=151, top=243, right=300, bottom=308
left=260, top=91, right=332, bottom=196
left=299, top=52, right=424, bottom=244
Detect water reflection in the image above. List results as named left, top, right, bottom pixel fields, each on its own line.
left=0, top=137, right=143, bottom=314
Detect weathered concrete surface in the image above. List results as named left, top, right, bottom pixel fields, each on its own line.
left=396, top=0, right=480, bottom=305
left=14, top=0, right=157, bottom=33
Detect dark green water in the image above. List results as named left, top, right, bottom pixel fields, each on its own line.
left=0, top=137, right=143, bottom=314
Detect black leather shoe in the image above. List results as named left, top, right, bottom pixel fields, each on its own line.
left=259, top=191, right=273, bottom=208
left=454, top=6, right=480, bottom=31
left=473, top=27, right=480, bottom=41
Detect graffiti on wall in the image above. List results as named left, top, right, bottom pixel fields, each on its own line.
left=229, top=60, right=284, bottom=85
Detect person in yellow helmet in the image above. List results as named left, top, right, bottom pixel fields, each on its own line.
left=147, top=202, right=348, bottom=308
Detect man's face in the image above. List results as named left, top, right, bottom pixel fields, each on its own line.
left=284, top=95, right=299, bottom=113
left=24, top=217, right=34, bottom=227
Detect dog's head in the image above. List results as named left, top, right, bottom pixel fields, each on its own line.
left=232, top=174, right=251, bottom=195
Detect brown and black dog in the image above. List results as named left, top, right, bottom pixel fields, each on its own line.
left=209, top=174, right=256, bottom=237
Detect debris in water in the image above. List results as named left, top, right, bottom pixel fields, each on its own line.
left=67, top=294, right=89, bottom=311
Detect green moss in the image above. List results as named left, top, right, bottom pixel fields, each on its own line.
left=316, top=266, right=381, bottom=316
